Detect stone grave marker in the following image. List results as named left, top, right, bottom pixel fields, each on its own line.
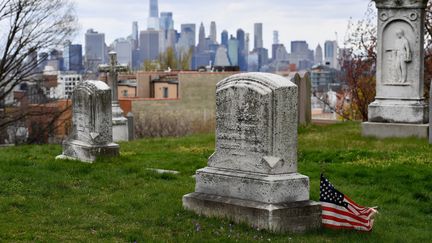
left=430, top=82, right=432, bottom=144
left=183, top=73, right=321, bottom=233
left=56, top=80, right=119, bottom=163
left=363, top=0, right=429, bottom=138
left=98, top=52, right=129, bottom=142
left=292, top=72, right=312, bottom=125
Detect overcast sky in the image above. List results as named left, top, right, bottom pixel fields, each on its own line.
left=73, top=0, right=374, bottom=51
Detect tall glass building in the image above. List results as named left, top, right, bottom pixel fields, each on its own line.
left=221, top=30, right=228, bottom=47
left=209, top=21, right=217, bottom=43
left=63, top=41, right=83, bottom=72
left=84, top=29, right=106, bottom=71
left=147, top=0, right=159, bottom=30
left=181, top=24, right=196, bottom=47
left=149, top=0, right=159, bottom=18
left=228, top=36, right=239, bottom=66
left=324, top=40, right=338, bottom=69
left=236, top=29, right=247, bottom=71
left=140, top=30, right=160, bottom=62
left=254, top=23, right=263, bottom=50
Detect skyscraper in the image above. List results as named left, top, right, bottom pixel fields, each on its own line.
left=289, top=40, right=314, bottom=70
left=140, top=30, right=160, bottom=62
left=272, top=44, right=289, bottom=61
left=132, top=21, right=139, bottom=49
left=237, top=29, right=247, bottom=71
left=114, top=38, right=132, bottom=67
left=159, top=12, right=174, bottom=52
left=160, top=12, right=174, bottom=32
left=214, top=46, right=231, bottom=67
left=254, top=23, right=263, bottom=50
left=63, top=41, right=83, bottom=72
left=210, top=21, right=217, bottom=43
left=273, top=31, right=279, bottom=45
left=197, top=22, right=206, bottom=52
left=245, top=33, right=250, bottom=55
left=324, top=40, right=338, bottom=69
left=315, top=44, right=323, bottom=65
left=177, top=24, right=196, bottom=65
left=149, top=0, right=158, bottom=17
left=221, top=30, right=228, bottom=47
left=291, top=41, right=309, bottom=54
left=84, top=29, right=106, bottom=71
left=147, top=0, right=159, bottom=30
left=181, top=24, right=196, bottom=47
left=228, top=35, right=239, bottom=66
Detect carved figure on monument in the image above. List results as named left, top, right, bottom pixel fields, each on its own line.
left=393, top=29, right=411, bottom=83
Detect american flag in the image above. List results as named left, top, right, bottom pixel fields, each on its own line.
left=320, top=174, right=378, bottom=231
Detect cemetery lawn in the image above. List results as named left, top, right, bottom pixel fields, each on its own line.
left=0, top=122, right=431, bottom=242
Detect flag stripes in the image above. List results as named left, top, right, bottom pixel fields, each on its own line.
left=320, top=174, right=377, bottom=231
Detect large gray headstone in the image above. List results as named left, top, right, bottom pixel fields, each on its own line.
left=56, top=80, right=119, bottom=163
left=368, top=0, right=428, bottom=124
left=183, top=73, right=321, bottom=233
left=363, top=0, right=429, bottom=138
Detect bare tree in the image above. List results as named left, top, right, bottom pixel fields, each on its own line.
left=336, top=2, right=378, bottom=121
left=0, top=0, right=77, bottom=132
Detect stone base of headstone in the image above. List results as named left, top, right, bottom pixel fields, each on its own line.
left=56, top=139, right=119, bottom=163
left=183, top=193, right=321, bottom=233
left=113, top=117, right=129, bottom=142
left=368, top=100, right=428, bottom=124
left=112, top=104, right=129, bottom=142
left=183, top=167, right=321, bottom=233
left=362, top=122, right=428, bottom=139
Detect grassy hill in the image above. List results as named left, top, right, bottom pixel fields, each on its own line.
left=0, top=122, right=430, bottom=242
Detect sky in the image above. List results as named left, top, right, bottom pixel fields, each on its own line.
left=73, top=0, right=373, bottom=52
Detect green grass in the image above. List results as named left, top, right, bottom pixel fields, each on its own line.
left=0, top=122, right=431, bottom=242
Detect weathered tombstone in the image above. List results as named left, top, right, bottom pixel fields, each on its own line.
left=292, top=72, right=312, bottom=125
left=98, top=52, right=129, bottom=142
left=56, top=80, right=119, bottom=163
left=183, top=73, right=321, bottom=233
left=429, top=82, right=432, bottom=143
left=126, top=112, right=135, bottom=141
left=362, top=0, right=429, bottom=138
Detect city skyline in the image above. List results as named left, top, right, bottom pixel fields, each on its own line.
left=73, top=0, right=372, bottom=51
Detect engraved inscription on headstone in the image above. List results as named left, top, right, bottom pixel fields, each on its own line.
left=216, top=87, right=271, bottom=154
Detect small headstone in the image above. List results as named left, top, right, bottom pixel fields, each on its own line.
left=126, top=112, right=135, bottom=141
left=183, top=73, right=321, bottom=233
left=292, top=72, right=312, bottom=125
left=56, top=80, right=119, bottom=163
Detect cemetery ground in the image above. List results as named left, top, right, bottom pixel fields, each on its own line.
left=0, top=122, right=431, bottom=242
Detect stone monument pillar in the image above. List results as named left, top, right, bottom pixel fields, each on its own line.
left=56, top=80, right=119, bottom=163
left=362, top=0, right=429, bottom=138
left=292, top=72, right=312, bottom=125
left=98, top=52, right=129, bottom=142
left=183, top=73, right=321, bottom=233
